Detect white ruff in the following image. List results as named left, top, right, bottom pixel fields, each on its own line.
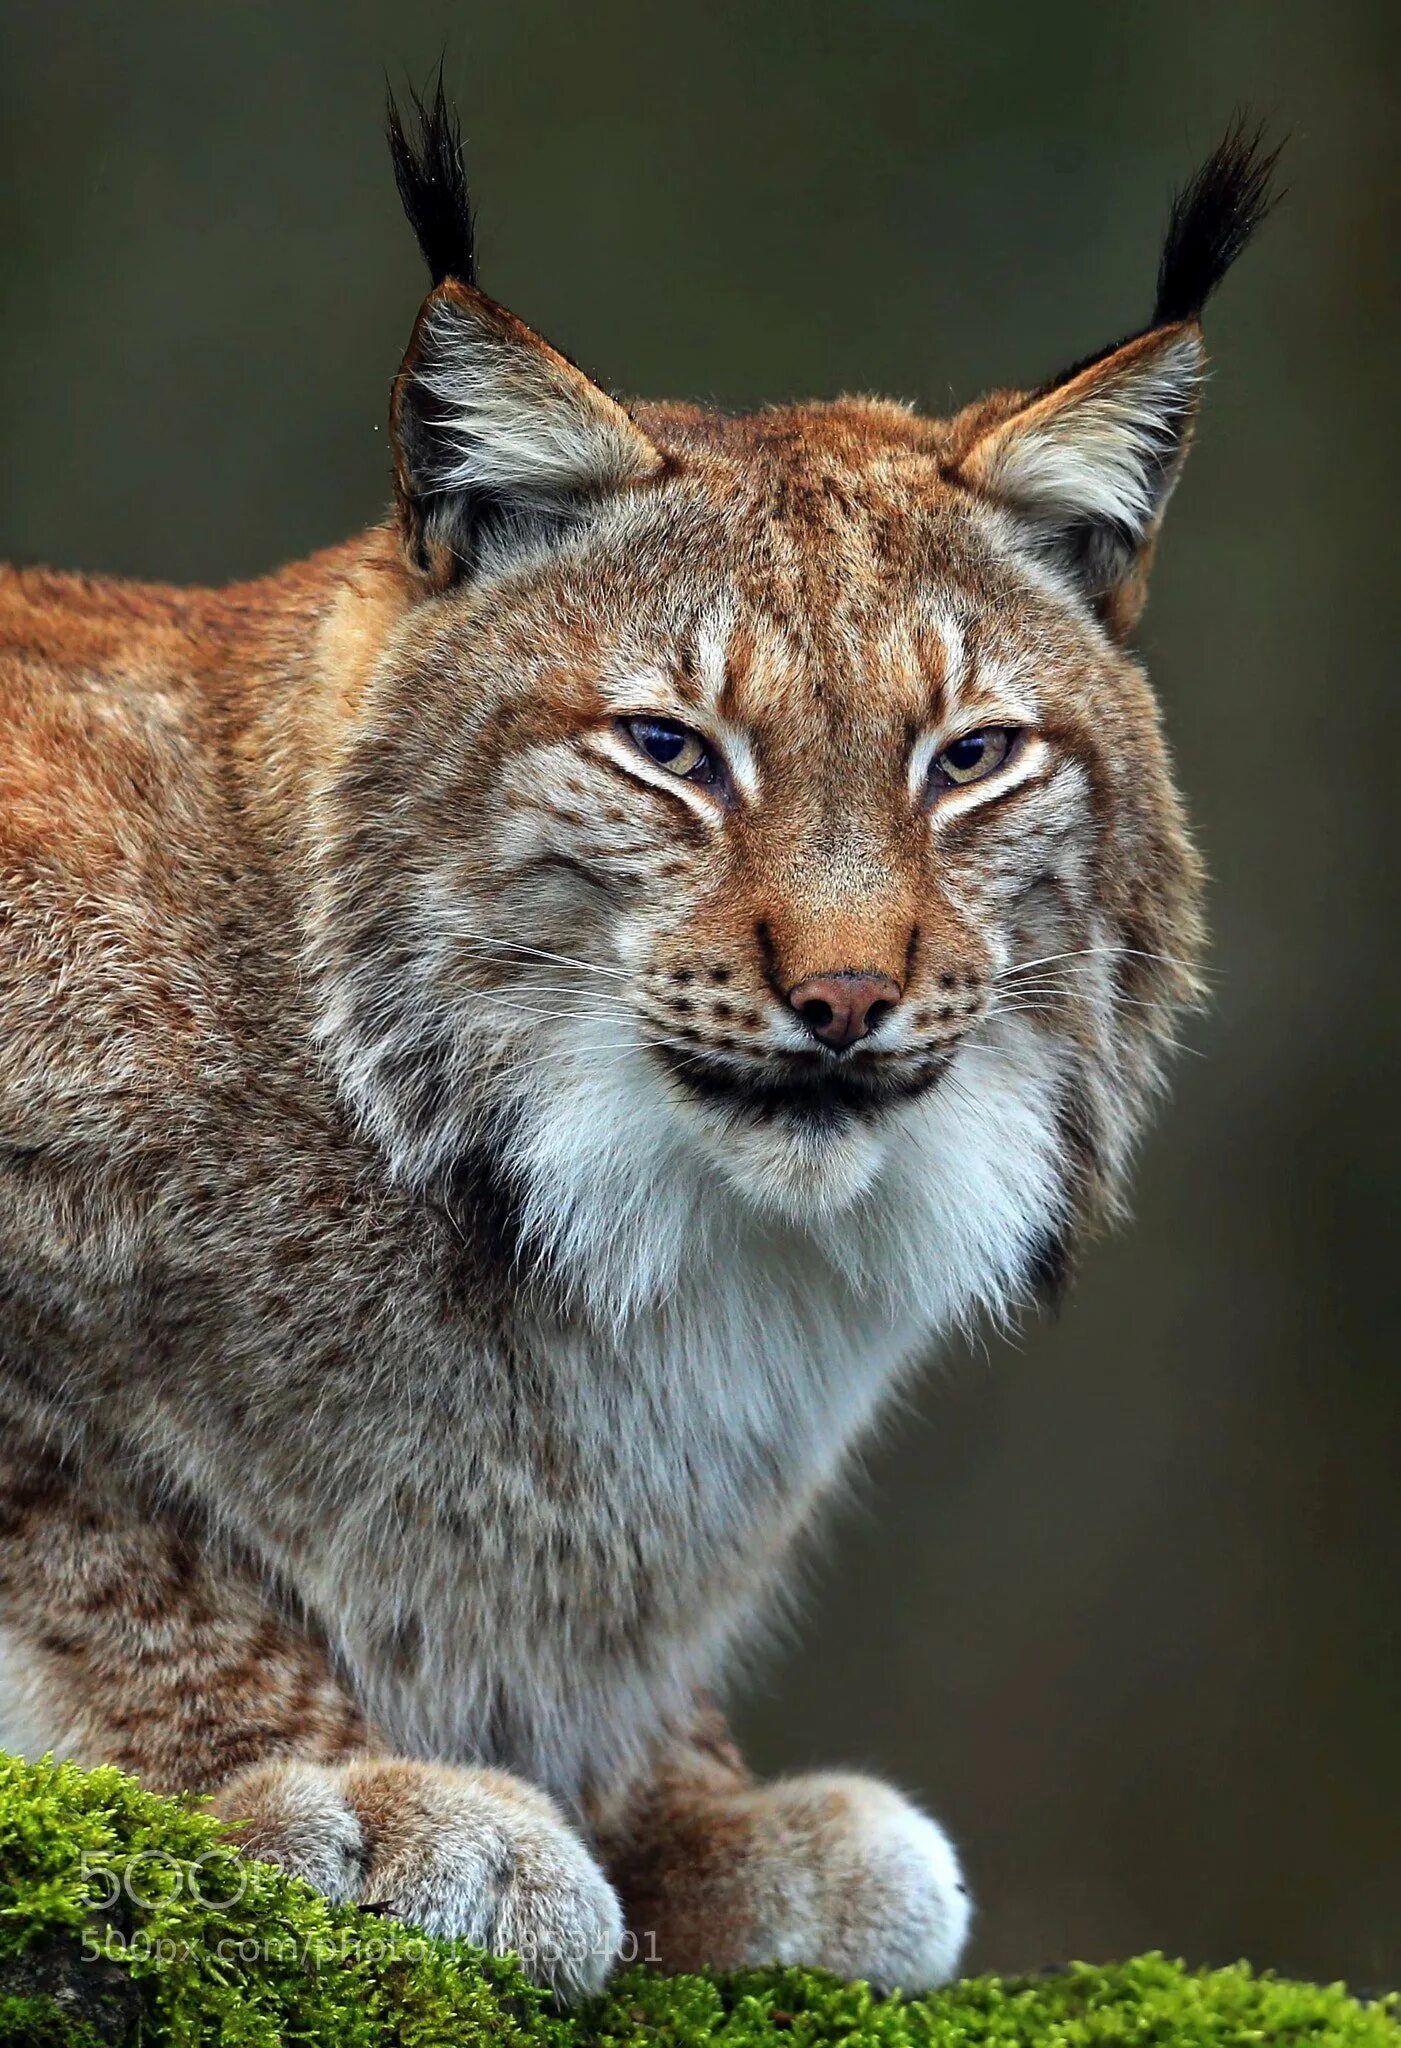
left=500, top=1008, right=1068, bottom=1340
left=312, top=1011, right=1069, bottom=1795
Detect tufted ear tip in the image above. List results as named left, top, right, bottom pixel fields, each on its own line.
left=1152, top=116, right=1284, bottom=328
left=950, top=122, right=1279, bottom=632
left=386, top=69, right=476, bottom=289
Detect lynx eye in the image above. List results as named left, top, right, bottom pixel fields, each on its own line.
left=928, top=727, right=1017, bottom=792
left=623, top=717, right=718, bottom=785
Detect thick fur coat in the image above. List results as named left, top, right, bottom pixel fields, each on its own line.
left=0, top=100, right=1275, bottom=1994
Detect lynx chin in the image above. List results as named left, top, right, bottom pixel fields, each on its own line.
left=0, top=92, right=1277, bottom=1996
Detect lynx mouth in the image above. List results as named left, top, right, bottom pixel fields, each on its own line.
left=655, top=1047, right=952, bottom=1124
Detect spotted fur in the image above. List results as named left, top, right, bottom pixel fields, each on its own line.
left=0, top=110, right=1277, bottom=1992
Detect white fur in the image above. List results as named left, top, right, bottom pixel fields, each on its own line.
left=916, top=599, right=968, bottom=717
left=416, top=301, right=658, bottom=501
left=976, top=331, right=1204, bottom=541
left=305, top=877, right=1069, bottom=1801
left=503, top=1011, right=1065, bottom=1333
left=725, top=1773, right=972, bottom=1988
left=0, top=1621, right=65, bottom=1760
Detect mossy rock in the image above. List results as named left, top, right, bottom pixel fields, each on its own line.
left=0, top=1752, right=1394, bottom=2047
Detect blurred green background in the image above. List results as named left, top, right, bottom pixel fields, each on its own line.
left=2, top=0, right=1397, bottom=1990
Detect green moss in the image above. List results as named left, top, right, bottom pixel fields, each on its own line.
left=0, top=1751, right=1394, bottom=2047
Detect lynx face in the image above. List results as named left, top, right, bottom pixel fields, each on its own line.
left=313, top=107, right=1272, bottom=1325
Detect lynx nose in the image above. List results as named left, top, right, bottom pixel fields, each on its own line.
left=786, top=971, right=903, bottom=1050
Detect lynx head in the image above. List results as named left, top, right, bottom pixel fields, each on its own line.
left=313, top=89, right=1278, bottom=1329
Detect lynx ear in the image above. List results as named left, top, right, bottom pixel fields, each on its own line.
left=390, top=283, right=663, bottom=583
left=956, top=325, right=1206, bottom=627
left=386, top=82, right=662, bottom=585
left=953, top=122, right=1281, bottom=634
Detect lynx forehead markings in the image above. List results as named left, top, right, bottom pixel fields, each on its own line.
left=0, top=83, right=1279, bottom=1994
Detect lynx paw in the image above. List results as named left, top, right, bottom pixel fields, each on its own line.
left=616, top=1770, right=970, bottom=1990
left=752, top=1772, right=971, bottom=1989
left=214, top=1756, right=622, bottom=1997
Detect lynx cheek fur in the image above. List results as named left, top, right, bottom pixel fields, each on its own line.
left=0, top=96, right=1276, bottom=1996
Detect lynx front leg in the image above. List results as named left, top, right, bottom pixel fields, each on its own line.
left=599, top=1712, right=971, bottom=1991
left=0, top=1440, right=372, bottom=1791
left=0, top=1442, right=621, bottom=1998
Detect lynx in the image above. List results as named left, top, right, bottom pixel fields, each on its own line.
left=0, top=94, right=1276, bottom=1995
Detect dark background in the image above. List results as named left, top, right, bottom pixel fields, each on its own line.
left=2, top=0, right=1397, bottom=1990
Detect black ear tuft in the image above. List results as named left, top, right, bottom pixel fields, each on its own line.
left=1153, top=117, right=1283, bottom=327
left=387, top=69, right=477, bottom=288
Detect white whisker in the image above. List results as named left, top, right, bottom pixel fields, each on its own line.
left=999, top=943, right=1208, bottom=981
left=453, top=935, right=630, bottom=980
